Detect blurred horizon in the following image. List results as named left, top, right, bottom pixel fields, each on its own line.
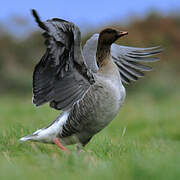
left=0, top=0, right=180, bottom=96
left=0, top=0, right=180, bottom=37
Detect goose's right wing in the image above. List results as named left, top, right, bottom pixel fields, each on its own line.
left=83, top=34, right=99, bottom=73
left=111, top=44, right=163, bottom=84
left=83, top=34, right=163, bottom=85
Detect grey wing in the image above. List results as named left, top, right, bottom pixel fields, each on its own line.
left=32, top=10, right=94, bottom=111
left=83, top=33, right=163, bottom=84
left=83, top=34, right=99, bottom=73
left=111, top=44, right=163, bottom=84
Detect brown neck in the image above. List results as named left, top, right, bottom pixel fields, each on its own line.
left=96, top=41, right=111, bottom=67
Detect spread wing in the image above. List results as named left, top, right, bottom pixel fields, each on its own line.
left=83, top=34, right=99, bottom=73
left=32, top=10, right=94, bottom=111
left=111, top=44, right=163, bottom=84
left=83, top=34, right=163, bottom=84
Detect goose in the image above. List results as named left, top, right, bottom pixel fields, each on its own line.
left=20, top=9, right=163, bottom=152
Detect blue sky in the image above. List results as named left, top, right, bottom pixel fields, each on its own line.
left=0, top=0, right=180, bottom=36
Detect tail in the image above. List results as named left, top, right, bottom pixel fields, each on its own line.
left=19, top=129, right=42, bottom=142
left=19, top=135, right=35, bottom=142
left=19, top=111, right=69, bottom=143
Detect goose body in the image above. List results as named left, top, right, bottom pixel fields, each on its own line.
left=21, top=59, right=125, bottom=146
left=20, top=10, right=162, bottom=151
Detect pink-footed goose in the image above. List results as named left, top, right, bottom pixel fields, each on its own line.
left=20, top=9, right=163, bottom=152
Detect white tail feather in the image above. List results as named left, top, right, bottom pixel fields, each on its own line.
left=19, top=135, right=34, bottom=142
left=19, top=111, right=69, bottom=143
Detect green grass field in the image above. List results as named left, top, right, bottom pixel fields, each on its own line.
left=0, top=86, right=180, bottom=180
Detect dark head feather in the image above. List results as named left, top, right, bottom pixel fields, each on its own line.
left=99, top=28, right=128, bottom=45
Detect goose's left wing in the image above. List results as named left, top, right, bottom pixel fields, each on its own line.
left=32, top=10, right=94, bottom=111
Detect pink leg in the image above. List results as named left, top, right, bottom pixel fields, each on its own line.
left=53, top=138, right=69, bottom=154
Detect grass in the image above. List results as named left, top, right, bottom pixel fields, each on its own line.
left=0, top=86, right=180, bottom=180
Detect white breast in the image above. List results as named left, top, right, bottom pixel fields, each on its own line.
left=91, top=73, right=126, bottom=132
left=105, top=76, right=125, bottom=112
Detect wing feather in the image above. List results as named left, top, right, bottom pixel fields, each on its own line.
left=83, top=33, right=162, bottom=84
left=32, top=9, right=94, bottom=110
left=111, top=44, right=163, bottom=84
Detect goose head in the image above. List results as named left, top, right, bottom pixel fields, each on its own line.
left=98, top=28, right=128, bottom=45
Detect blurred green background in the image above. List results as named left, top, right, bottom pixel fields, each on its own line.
left=0, top=1, right=180, bottom=180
